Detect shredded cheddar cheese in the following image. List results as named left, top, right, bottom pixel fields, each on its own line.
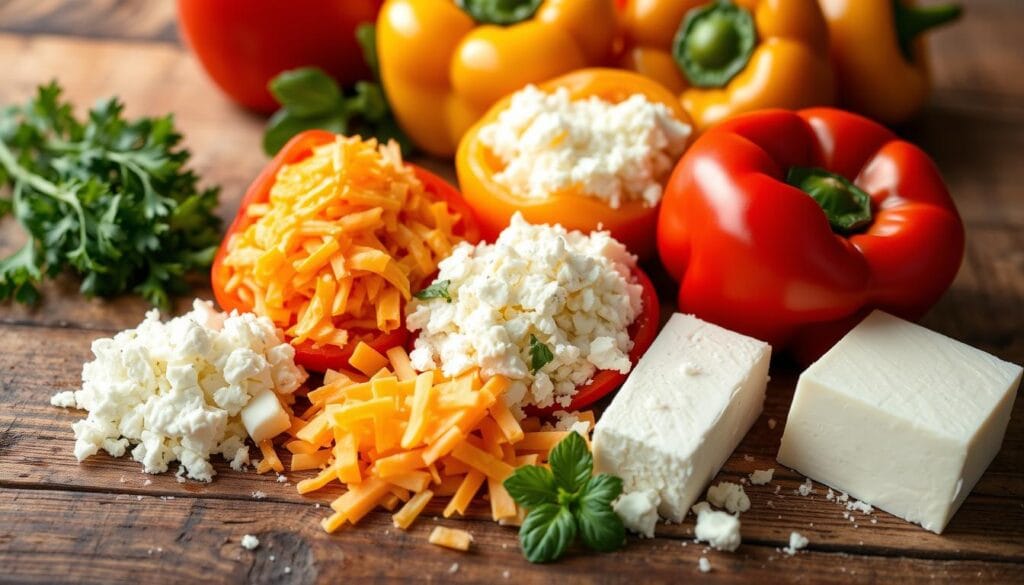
left=276, top=342, right=593, bottom=535
left=222, top=136, right=465, bottom=350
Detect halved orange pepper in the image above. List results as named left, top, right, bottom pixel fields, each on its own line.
left=456, top=68, right=692, bottom=258
left=819, top=0, right=962, bottom=125
left=376, top=0, right=617, bottom=157
left=618, top=0, right=835, bottom=131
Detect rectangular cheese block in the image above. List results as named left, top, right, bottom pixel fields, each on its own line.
left=777, top=311, right=1022, bottom=533
left=593, top=314, right=771, bottom=522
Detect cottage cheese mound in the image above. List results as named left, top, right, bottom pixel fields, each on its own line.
left=406, top=213, right=643, bottom=413
left=478, top=85, right=691, bottom=209
left=52, top=300, right=306, bottom=481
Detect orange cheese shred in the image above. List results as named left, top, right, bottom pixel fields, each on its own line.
left=428, top=526, right=474, bottom=552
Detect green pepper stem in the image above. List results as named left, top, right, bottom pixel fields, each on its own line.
left=893, top=1, right=962, bottom=60
left=672, top=0, right=758, bottom=89
left=786, top=166, right=873, bottom=234
left=457, top=0, right=543, bottom=26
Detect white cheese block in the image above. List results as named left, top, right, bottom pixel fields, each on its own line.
left=593, top=313, right=771, bottom=522
left=777, top=311, right=1022, bottom=533
left=240, top=389, right=290, bottom=443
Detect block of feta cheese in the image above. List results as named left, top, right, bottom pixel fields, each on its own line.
left=777, top=311, right=1022, bottom=533
left=593, top=313, right=771, bottom=523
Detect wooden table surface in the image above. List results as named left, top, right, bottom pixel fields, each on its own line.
left=0, top=1, right=1021, bottom=583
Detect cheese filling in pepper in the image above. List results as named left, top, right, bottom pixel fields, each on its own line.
left=477, top=85, right=691, bottom=209
left=406, top=213, right=643, bottom=413
left=220, top=136, right=466, bottom=350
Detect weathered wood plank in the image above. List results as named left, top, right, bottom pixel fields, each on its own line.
left=3, top=488, right=1023, bottom=585
left=2, top=320, right=1021, bottom=562
left=0, top=0, right=178, bottom=43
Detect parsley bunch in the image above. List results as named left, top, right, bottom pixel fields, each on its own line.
left=0, top=82, right=221, bottom=309
left=504, top=432, right=625, bottom=563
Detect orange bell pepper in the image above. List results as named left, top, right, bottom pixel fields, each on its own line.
left=376, top=0, right=617, bottom=157
left=618, top=0, right=835, bottom=131
left=456, top=68, right=692, bottom=258
left=819, top=0, right=962, bottom=125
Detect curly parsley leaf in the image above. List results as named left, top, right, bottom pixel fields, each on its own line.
left=413, top=280, right=452, bottom=302
left=528, top=334, right=554, bottom=374
left=0, top=81, right=221, bottom=310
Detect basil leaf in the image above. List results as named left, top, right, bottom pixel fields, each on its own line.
left=413, top=280, right=451, bottom=302
left=519, top=503, right=576, bottom=563
left=576, top=476, right=626, bottom=552
left=262, top=109, right=347, bottom=156
left=548, top=431, right=592, bottom=494
left=355, top=23, right=379, bottom=79
left=529, top=334, right=554, bottom=374
left=504, top=465, right=558, bottom=509
left=268, top=67, right=343, bottom=118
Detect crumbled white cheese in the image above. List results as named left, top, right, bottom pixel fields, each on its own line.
left=52, top=300, right=306, bottom=481
left=241, top=534, right=260, bottom=550
left=698, top=557, right=711, bottom=573
left=50, top=390, right=77, bottom=408
left=252, top=490, right=267, bottom=500
left=448, top=563, right=459, bottom=574
left=613, top=489, right=660, bottom=538
left=276, top=474, right=288, bottom=483
left=797, top=478, right=814, bottom=496
left=706, top=482, right=750, bottom=514
left=550, top=410, right=592, bottom=436
left=477, top=85, right=691, bottom=209
left=693, top=502, right=741, bottom=552
left=749, top=468, right=775, bottom=486
left=783, top=531, right=809, bottom=555
left=407, top=214, right=642, bottom=411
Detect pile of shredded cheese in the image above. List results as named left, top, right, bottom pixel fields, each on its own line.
left=221, top=136, right=466, bottom=350
left=255, top=342, right=593, bottom=537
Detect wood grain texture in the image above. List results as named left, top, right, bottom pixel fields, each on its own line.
left=0, top=1, right=1023, bottom=583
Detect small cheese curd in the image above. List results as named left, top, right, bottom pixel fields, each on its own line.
left=52, top=300, right=307, bottom=481
left=477, top=85, right=691, bottom=209
left=406, top=213, right=642, bottom=413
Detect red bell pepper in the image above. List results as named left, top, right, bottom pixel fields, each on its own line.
left=657, top=108, right=964, bottom=362
left=211, top=130, right=480, bottom=371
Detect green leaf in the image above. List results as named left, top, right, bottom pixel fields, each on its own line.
left=262, top=108, right=347, bottom=156
left=413, top=279, right=452, bottom=302
left=548, top=431, right=592, bottom=494
left=576, top=475, right=626, bottom=552
left=355, top=23, right=379, bottom=79
left=528, top=334, right=554, bottom=374
left=504, top=465, right=558, bottom=509
left=519, top=503, right=576, bottom=563
left=268, top=67, right=343, bottom=118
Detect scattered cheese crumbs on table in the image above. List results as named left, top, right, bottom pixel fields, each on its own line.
left=783, top=532, right=809, bottom=555
left=749, top=468, right=775, bottom=485
left=797, top=479, right=814, bottom=496
left=448, top=563, right=459, bottom=574
left=698, top=557, right=711, bottom=573
left=241, top=534, right=260, bottom=550
left=742, top=454, right=754, bottom=462
left=706, top=482, right=750, bottom=514
left=276, top=475, right=288, bottom=483
left=847, top=500, right=874, bottom=514
left=143, top=479, right=153, bottom=486
left=252, top=490, right=267, bottom=500
left=502, top=569, right=511, bottom=579
left=692, top=501, right=741, bottom=552
left=428, top=527, right=474, bottom=552
left=284, top=567, right=291, bottom=575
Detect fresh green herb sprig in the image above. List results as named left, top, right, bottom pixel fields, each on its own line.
left=504, top=432, right=625, bottom=563
left=263, top=24, right=412, bottom=155
left=413, top=279, right=452, bottom=302
left=528, top=334, right=554, bottom=373
left=0, top=82, right=221, bottom=309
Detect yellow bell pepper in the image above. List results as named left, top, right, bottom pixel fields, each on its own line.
left=618, top=0, right=835, bottom=131
left=819, top=0, right=962, bottom=125
left=376, top=0, right=617, bottom=157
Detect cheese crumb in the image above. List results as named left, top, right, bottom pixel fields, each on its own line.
left=477, top=85, right=691, bottom=209
left=706, top=482, right=750, bottom=514
left=50, top=390, right=77, bottom=408
left=53, top=300, right=306, bottom=481
left=749, top=468, right=775, bottom=486
left=448, top=563, right=459, bottom=574
left=407, top=214, right=642, bottom=411
left=276, top=475, right=288, bottom=483
left=613, top=489, right=660, bottom=538
left=797, top=478, right=814, bottom=496
left=252, top=490, right=267, bottom=500
left=241, top=534, right=260, bottom=550
left=847, top=500, right=874, bottom=515
left=698, top=557, right=711, bottom=573
left=783, top=531, right=809, bottom=555
left=692, top=502, right=741, bottom=552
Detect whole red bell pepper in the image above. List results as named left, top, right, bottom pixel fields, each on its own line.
left=657, top=108, right=964, bottom=362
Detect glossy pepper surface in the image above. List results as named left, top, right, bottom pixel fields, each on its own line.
left=618, top=0, right=835, bottom=131
left=457, top=68, right=692, bottom=258
left=211, top=130, right=480, bottom=371
left=657, top=108, right=964, bottom=362
left=819, top=0, right=962, bottom=125
left=376, top=0, right=617, bottom=157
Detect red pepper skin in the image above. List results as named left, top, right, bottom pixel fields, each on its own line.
left=657, top=108, right=964, bottom=362
left=211, top=130, right=480, bottom=371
